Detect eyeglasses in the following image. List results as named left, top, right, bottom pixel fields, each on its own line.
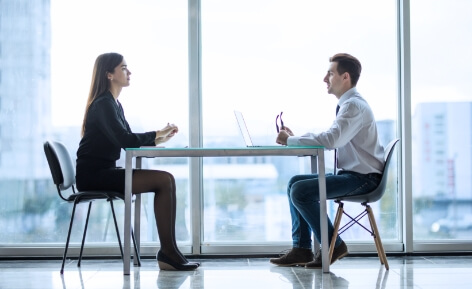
left=275, top=111, right=284, bottom=133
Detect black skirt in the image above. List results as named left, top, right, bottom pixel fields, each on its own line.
left=76, top=160, right=129, bottom=194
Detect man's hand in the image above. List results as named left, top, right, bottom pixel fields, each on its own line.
left=276, top=126, right=294, bottom=145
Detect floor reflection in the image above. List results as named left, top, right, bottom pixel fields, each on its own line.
left=1, top=256, right=471, bottom=289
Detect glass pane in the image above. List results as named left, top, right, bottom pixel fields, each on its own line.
left=411, top=0, right=472, bottom=240
left=0, top=0, right=189, bottom=245
left=201, top=0, right=399, bottom=243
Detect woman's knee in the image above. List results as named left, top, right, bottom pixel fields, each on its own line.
left=157, top=171, right=175, bottom=188
left=162, top=171, right=175, bottom=183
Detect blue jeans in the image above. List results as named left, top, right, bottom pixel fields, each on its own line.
left=287, top=171, right=381, bottom=249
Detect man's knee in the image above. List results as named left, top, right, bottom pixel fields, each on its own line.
left=289, top=185, right=305, bottom=203
left=287, top=175, right=302, bottom=190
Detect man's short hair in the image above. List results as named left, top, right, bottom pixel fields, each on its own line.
left=330, top=53, right=362, bottom=86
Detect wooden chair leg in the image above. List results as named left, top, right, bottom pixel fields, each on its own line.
left=365, top=206, right=384, bottom=264
left=366, top=205, right=389, bottom=270
left=329, top=202, right=344, bottom=261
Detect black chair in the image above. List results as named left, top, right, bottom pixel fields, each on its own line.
left=329, top=138, right=399, bottom=270
left=43, top=140, right=141, bottom=274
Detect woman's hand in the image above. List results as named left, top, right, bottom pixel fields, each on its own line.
left=155, top=123, right=178, bottom=145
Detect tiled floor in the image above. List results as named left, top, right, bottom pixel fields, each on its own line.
left=1, top=255, right=471, bottom=289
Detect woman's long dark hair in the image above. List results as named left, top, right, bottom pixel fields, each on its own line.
left=81, top=52, right=124, bottom=136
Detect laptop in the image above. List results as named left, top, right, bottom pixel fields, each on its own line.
left=234, top=110, right=280, bottom=147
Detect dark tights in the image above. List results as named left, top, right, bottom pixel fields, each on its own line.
left=132, top=170, right=187, bottom=264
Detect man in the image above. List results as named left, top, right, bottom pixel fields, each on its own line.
left=271, top=53, right=385, bottom=268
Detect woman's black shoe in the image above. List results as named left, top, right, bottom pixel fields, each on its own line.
left=156, top=251, right=200, bottom=267
left=157, top=251, right=198, bottom=271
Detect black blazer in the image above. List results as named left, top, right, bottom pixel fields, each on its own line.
left=76, top=91, right=156, bottom=169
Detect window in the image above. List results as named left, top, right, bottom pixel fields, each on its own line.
left=411, top=0, right=472, bottom=240
left=201, top=0, right=399, bottom=245
left=8, top=0, right=469, bottom=255
left=0, top=0, right=189, bottom=246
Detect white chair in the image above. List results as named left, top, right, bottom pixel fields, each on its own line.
left=329, top=139, right=400, bottom=270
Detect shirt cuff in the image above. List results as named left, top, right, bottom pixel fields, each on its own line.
left=287, top=136, right=300, bottom=146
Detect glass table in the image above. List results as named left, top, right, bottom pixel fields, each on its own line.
left=123, top=146, right=329, bottom=274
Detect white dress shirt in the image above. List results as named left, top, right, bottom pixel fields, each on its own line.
left=287, top=87, right=385, bottom=174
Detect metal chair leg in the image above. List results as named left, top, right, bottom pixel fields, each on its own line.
left=131, top=229, right=141, bottom=266
left=109, top=200, right=125, bottom=259
left=103, top=208, right=112, bottom=241
left=109, top=199, right=141, bottom=266
left=61, top=201, right=79, bottom=274
left=78, top=202, right=93, bottom=267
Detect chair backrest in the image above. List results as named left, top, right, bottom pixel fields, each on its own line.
left=339, top=138, right=400, bottom=203
left=43, top=140, right=76, bottom=192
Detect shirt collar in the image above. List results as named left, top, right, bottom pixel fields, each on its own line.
left=338, top=87, right=358, bottom=107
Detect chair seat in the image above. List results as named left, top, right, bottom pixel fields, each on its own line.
left=66, top=191, right=124, bottom=203
left=335, top=188, right=384, bottom=204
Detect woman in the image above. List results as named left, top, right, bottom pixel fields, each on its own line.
left=76, top=52, right=198, bottom=271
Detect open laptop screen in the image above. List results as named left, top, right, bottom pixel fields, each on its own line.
left=234, top=110, right=254, bottom=147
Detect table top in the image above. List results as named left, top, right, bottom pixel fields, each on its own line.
left=125, top=146, right=324, bottom=157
